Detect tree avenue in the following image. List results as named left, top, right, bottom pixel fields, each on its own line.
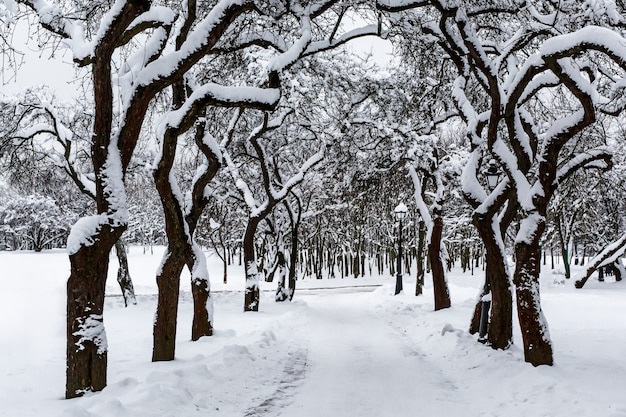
left=2, top=0, right=626, bottom=399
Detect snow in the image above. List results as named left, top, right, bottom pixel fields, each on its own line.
left=2, top=247, right=626, bottom=416
left=74, top=314, right=108, bottom=355
left=66, top=214, right=108, bottom=255
left=157, top=84, right=280, bottom=137
left=267, top=16, right=312, bottom=74
left=134, top=0, right=248, bottom=87
left=516, top=212, right=544, bottom=245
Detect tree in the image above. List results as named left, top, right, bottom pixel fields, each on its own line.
left=379, top=0, right=626, bottom=366
left=3, top=0, right=287, bottom=397
left=224, top=111, right=326, bottom=311
left=407, top=137, right=463, bottom=310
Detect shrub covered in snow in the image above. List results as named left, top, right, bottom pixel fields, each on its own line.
left=0, top=194, right=74, bottom=251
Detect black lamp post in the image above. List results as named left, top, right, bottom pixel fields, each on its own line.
left=394, top=203, right=408, bottom=295
left=483, top=159, right=502, bottom=190
left=478, top=159, right=502, bottom=343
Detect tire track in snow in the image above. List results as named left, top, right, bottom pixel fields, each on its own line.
left=243, top=348, right=309, bottom=417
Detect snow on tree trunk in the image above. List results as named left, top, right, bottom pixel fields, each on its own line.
left=190, top=244, right=213, bottom=341
left=575, top=233, right=626, bottom=288
left=114, top=238, right=136, bottom=307
left=513, top=215, right=553, bottom=366
left=66, top=224, right=122, bottom=398
left=471, top=214, right=513, bottom=349
left=244, top=217, right=261, bottom=311
left=275, top=251, right=289, bottom=302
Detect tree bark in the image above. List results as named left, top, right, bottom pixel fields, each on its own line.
left=555, top=218, right=571, bottom=279
left=288, top=225, right=299, bottom=301
left=415, top=221, right=426, bottom=296
left=613, top=260, right=624, bottom=281
left=223, top=245, right=228, bottom=284
left=152, top=247, right=186, bottom=361
left=470, top=215, right=513, bottom=349
left=275, top=251, right=289, bottom=302
left=65, top=0, right=147, bottom=396
left=513, top=236, right=554, bottom=366
left=115, top=238, right=136, bottom=307
left=66, top=227, right=121, bottom=398
left=428, top=216, right=451, bottom=310
left=190, top=248, right=213, bottom=340
left=244, top=217, right=261, bottom=311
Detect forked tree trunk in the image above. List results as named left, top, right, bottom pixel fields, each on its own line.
left=514, top=236, right=553, bottom=366
left=469, top=215, right=513, bottom=349
left=115, top=238, right=136, bottom=307
left=66, top=228, right=121, bottom=398
left=428, top=216, right=451, bottom=310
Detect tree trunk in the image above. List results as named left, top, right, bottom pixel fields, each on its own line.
left=469, top=215, right=513, bottom=349
left=66, top=229, right=120, bottom=398
left=115, top=238, right=136, bottom=307
left=275, top=251, right=289, bottom=302
left=288, top=225, right=299, bottom=301
left=613, top=260, right=624, bottom=281
left=513, top=238, right=553, bottom=366
left=428, top=216, right=451, bottom=310
left=223, top=246, right=228, bottom=284
left=189, top=245, right=213, bottom=340
left=561, top=246, right=571, bottom=279
left=152, top=247, right=185, bottom=361
left=243, top=217, right=261, bottom=311
left=416, top=221, right=426, bottom=296
left=469, top=287, right=485, bottom=335
left=556, top=220, right=571, bottom=279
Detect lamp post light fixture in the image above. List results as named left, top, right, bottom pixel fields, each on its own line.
left=478, top=158, right=502, bottom=343
left=483, top=159, right=502, bottom=191
left=394, top=203, right=408, bottom=296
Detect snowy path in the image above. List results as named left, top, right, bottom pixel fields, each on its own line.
left=263, top=292, right=479, bottom=417
left=5, top=249, right=626, bottom=417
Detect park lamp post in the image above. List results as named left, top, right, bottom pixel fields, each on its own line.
left=484, top=159, right=502, bottom=191
left=394, top=203, right=408, bottom=295
left=478, top=159, right=502, bottom=343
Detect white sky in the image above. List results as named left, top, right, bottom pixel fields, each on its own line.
left=0, top=16, right=395, bottom=101
left=0, top=19, right=79, bottom=101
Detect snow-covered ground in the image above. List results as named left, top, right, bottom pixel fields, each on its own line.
left=1, top=246, right=625, bottom=417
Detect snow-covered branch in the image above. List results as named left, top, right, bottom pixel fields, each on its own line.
left=408, top=165, right=433, bottom=229
left=302, top=24, right=381, bottom=57
left=158, top=84, right=280, bottom=138
left=376, top=0, right=429, bottom=13
left=554, top=147, right=613, bottom=186
left=574, top=232, right=626, bottom=288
